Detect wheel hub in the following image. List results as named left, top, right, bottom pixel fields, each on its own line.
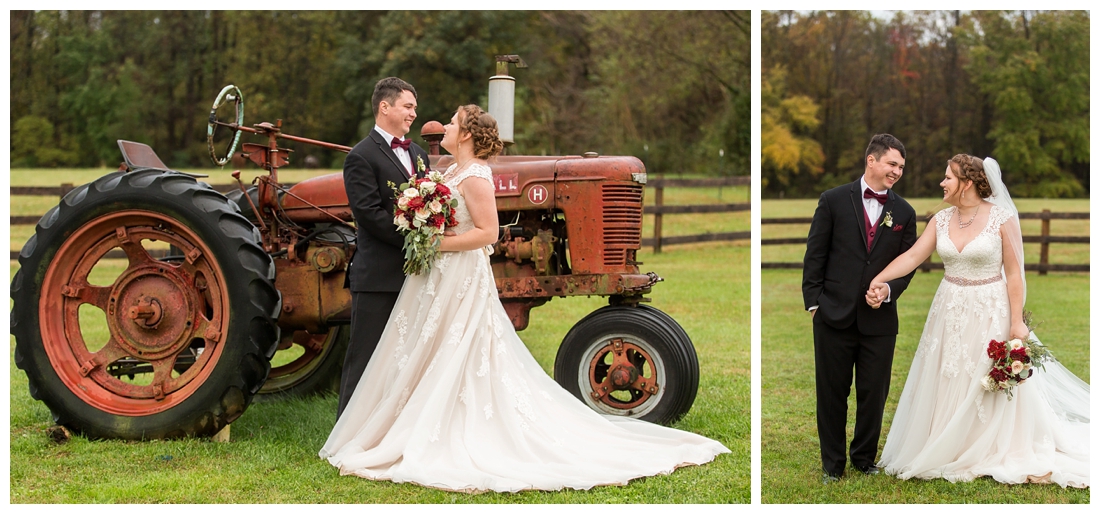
left=608, top=364, right=639, bottom=388
left=108, top=264, right=196, bottom=360
left=588, top=338, right=660, bottom=410
left=128, top=296, right=164, bottom=328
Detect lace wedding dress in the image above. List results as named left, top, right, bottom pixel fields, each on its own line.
left=319, top=163, right=729, bottom=493
left=878, top=205, right=1090, bottom=488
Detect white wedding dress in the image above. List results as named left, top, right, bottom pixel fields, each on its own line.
left=319, top=163, right=729, bottom=493
left=878, top=205, right=1090, bottom=488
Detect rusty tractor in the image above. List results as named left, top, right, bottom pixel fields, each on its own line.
left=11, top=77, right=700, bottom=440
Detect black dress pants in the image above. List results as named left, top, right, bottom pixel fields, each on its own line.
left=813, top=314, right=896, bottom=476
left=337, top=291, right=400, bottom=419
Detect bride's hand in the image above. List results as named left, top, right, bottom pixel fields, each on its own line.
left=866, top=282, right=889, bottom=308
left=1010, top=320, right=1030, bottom=341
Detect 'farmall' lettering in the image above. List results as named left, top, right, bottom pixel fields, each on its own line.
left=527, top=185, right=548, bottom=205
left=494, top=173, right=519, bottom=194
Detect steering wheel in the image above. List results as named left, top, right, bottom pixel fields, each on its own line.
left=207, top=85, right=245, bottom=167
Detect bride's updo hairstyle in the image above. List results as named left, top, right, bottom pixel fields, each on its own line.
left=457, top=104, right=504, bottom=159
left=948, top=154, right=993, bottom=199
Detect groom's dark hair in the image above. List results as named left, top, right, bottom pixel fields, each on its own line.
left=864, top=133, right=906, bottom=162
left=372, top=77, right=417, bottom=116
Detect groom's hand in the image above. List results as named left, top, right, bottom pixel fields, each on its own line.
left=865, top=290, right=880, bottom=308
left=866, top=282, right=888, bottom=308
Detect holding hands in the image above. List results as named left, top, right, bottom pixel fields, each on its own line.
left=866, top=282, right=889, bottom=309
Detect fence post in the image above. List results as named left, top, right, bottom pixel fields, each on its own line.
left=1039, top=209, right=1051, bottom=276
left=920, top=211, right=932, bottom=272
left=653, top=184, right=664, bottom=253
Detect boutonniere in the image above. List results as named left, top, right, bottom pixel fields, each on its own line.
left=416, top=155, right=427, bottom=174
left=880, top=211, right=893, bottom=228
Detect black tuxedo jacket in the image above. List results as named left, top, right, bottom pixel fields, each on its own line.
left=802, top=180, right=919, bottom=336
left=343, top=129, right=430, bottom=292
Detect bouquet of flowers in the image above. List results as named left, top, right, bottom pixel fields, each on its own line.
left=391, top=170, right=457, bottom=275
left=981, top=314, right=1054, bottom=399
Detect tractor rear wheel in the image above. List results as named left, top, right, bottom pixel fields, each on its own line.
left=257, top=326, right=348, bottom=399
left=553, top=304, right=699, bottom=426
left=10, top=169, right=281, bottom=439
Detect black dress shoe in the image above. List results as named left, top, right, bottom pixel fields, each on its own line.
left=857, top=465, right=881, bottom=476
left=822, top=472, right=841, bottom=484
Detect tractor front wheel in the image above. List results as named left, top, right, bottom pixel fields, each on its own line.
left=553, top=304, right=699, bottom=426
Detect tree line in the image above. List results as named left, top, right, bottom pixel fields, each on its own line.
left=9, top=10, right=750, bottom=177
left=762, top=10, right=1089, bottom=198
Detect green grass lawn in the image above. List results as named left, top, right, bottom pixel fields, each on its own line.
left=9, top=168, right=748, bottom=503
left=760, top=201, right=1090, bottom=503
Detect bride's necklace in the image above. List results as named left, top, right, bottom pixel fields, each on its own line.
left=957, top=204, right=980, bottom=229
left=445, top=159, right=474, bottom=181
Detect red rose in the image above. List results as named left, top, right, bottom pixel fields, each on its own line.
left=408, top=197, right=425, bottom=210
left=429, top=213, right=445, bottom=228
left=1009, top=347, right=1029, bottom=363
left=990, top=368, right=1008, bottom=383
left=987, top=340, right=1008, bottom=361
left=436, top=184, right=451, bottom=196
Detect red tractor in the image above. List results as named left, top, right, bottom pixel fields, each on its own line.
left=11, top=77, right=700, bottom=440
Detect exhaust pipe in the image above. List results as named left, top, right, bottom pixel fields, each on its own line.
left=488, top=55, right=526, bottom=145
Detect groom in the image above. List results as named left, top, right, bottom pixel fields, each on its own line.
left=802, top=134, right=918, bottom=483
left=338, top=77, right=429, bottom=418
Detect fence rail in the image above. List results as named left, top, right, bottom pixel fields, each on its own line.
left=12, top=176, right=753, bottom=259
left=645, top=176, right=751, bottom=252
left=762, top=210, right=1089, bottom=274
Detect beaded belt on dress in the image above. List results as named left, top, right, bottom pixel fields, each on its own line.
left=943, top=274, right=1002, bottom=286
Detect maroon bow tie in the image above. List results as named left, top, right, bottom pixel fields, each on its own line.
left=864, top=188, right=888, bottom=205
left=390, top=137, right=411, bottom=151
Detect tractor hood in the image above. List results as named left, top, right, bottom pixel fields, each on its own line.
left=278, top=154, right=646, bottom=223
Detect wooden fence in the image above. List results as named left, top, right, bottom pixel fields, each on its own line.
left=642, top=176, right=751, bottom=252
left=761, top=210, right=1089, bottom=274
left=10, top=182, right=259, bottom=261
left=12, top=177, right=754, bottom=259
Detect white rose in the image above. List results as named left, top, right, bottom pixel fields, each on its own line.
left=981, top=375, right=995, bottom=391
left=1009, top=338, right=1024, bottom=349
left=403, top=188, right=419, bottom=198
left=397, top=196, right=410, bottom=209
left=1011, top=360, right=1024, bottom=374
left=395, top=216, right=410, bottom=230
left=419, top=182, right=437, bottom=195
left=414, top=209, right=429, bottom=222
left=429, top=199, right=442, bottom=213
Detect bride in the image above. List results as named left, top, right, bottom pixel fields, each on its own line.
left=865, top=154, right=1089, bottom=488
left=319, top=104, right=730, bottom=493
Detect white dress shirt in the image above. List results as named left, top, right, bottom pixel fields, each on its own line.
left=860, top=176, right=886, bottom=225
left=374, top=125, right=413, bottom=177
left=860, top=175, right=891, bottom=303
